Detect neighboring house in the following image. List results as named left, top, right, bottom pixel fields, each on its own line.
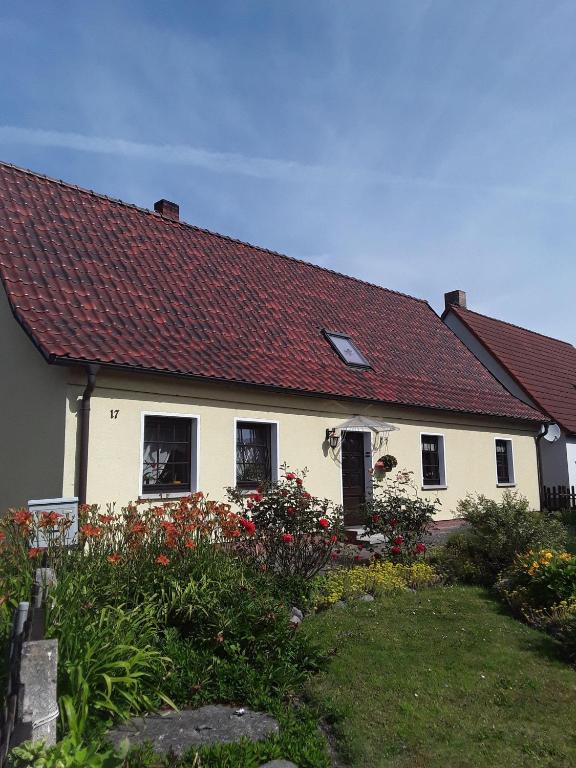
left=0, top=162, right=546, bottom=522
left=443, top=290, right=576, bottom=492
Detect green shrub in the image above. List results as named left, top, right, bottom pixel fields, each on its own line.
left=361, top=471, right=438, bottom=562
left=9, top=734, right=127, bottom=768
left=227, top=466, right=343, bottom=578
left=438, top=492, right=567, bottom=584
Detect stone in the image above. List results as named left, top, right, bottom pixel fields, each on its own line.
left=17, top=639, right=59, bottom=746
left=333, top=600, right=346, bottom=608
left=358, top=594, right=375, bottom=602
left=289, top=614, right=302, bottom=627
left=259, top=761, right=298, bottom=767
left=107, top=705, right=279, bottom=755
left=290, top=607, right=303, bottom=621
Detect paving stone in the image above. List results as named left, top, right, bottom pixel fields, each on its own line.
left=107, top=705, right=279, bottom=754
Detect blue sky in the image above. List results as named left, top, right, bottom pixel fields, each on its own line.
left=1, top=1, right=575, bottom=342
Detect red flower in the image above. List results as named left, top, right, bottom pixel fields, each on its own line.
left=155, top=554, right=170, bottom=566
left=107, top=553, right=121, bottom=564
left=301, top=491, right=312, bottom=499
left=286, top=506, right=296, bottom=515
left=28, top=548, right=41, bottom=559
left=280, top=490, right=288, bottom=497
left=330, top=535, right=337, bottom=543
left=354, top=554, right=362, bottom=562
left=281, top=533, right=294, bottom=543
left=371, top=514, right=381, bottom=523
left=239, top=518, right=256, bottom=535
left=0, top=532, right=5, bottom=542
left=331, top=552, right=339, bottom=560
left=389, top=517, right=399, bottom=528
left=295, top=478, right=303, bottom=487
left=285, top=473, right=296, bottom=481
left=248, top=492, right=263, bottom=503
left=318, top=517, right=330, bottom=528
left=393, top=535, right=404, bottom=546
left=98, top=514, right=114, bottom=524
left=391, top=545, right=401, bottom=556
left=415, top=542, right=427, bottom=554
left=184, top=539, right=196, bottom=549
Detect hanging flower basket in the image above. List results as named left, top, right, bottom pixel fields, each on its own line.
left=374, top=454, right=398, bottom=473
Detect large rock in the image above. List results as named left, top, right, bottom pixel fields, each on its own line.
left=107, top=705, right=279, bottom=755
left=260, top=761, right=298, bottom=767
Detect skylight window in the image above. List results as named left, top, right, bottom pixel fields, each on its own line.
left=324, top=331, right=371, bottom=368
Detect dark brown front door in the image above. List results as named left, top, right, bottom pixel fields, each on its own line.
left=342, top=431, right=366, bottom=526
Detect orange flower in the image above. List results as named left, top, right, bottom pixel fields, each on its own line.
left=107, top=554, right=121, bottom=564
left=38, top=511, right=61, bottom=528
left=155, top=554, right=170, bottom=566
left=0, top=531, right=5, bottom=542
left=98, top=514, right=114, bottom=524
left=184, top=538, right=196, bottom=549
left=28, top=548, right=41, bottom=559
left=80, top=524, right=103, bottom=538
left=130, top=522, right=147, bottom=534
left=13, top=509, right=32, bottom=527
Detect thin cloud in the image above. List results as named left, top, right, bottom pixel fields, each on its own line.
left=1, top=124, right=574, bottom=205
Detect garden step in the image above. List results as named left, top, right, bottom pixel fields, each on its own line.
left=106, top=705, right=279, bottom=755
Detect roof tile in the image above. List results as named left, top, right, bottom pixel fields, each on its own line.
left=0, top=161, right=543, bottom=422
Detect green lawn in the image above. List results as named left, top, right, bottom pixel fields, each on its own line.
left=304, top=586, right=576, bottom=768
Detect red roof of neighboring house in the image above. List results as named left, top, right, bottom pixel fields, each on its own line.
left=445, top=305, right=576, bottom=434
left=0, top=161, right=543, bottom=423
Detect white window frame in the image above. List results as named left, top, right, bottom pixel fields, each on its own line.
left=139, top=412, right=200, bottom=500
left=495, top=437, right=515, bottom=487
left=233, top=418, right=280, bottom=490
left=420, top=432, right=447, bottom=490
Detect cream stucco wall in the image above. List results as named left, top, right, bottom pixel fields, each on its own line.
left=0, top=287, right=69, bottom=511
left=62, top=370, right=541, bottom=520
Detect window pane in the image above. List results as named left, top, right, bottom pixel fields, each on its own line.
left=325, top=333, right=371, bottom=367
left=422, top=435, right=441, bottom=485
left=236, top=422, right=272, bottom=488
left=142, top=417, right=192, bottom=494
left=496, top=440, right=510, bottom=484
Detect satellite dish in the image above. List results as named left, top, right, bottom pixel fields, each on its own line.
left=543, top=423, right=562, bottom=442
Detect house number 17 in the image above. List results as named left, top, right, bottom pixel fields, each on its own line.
left=110, top=409, right=120, bottom=420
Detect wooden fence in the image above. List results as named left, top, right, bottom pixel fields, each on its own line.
left=0, top=569, right=58, bottom=764
left=541, top=485, right=576, bottom=512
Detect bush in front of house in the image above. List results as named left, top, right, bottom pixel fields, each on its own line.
left=227, top=466, right=343, bottom=580
left=435, top=491, right=567, bottom=585
left=314, top=560, right=439, bottom=607
left=1, top=493, right=328, bottom=760
left=361, top=470, right=438, bottom=562
left=496, top=548, right=576, bottom=660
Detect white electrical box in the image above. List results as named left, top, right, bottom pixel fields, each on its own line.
left=28, top=497, right=79, bottom=548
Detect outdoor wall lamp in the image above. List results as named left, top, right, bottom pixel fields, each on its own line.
left=325, top=428, right=340, bottom=449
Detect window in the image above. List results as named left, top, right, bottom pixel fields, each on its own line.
left=236, top=422, right=275, bottom=489
left=142, top=415, right=195, bottom=495
left=323, top=331, right=371, bottom=368
left=495, top=439, right=515, bottom=485
left=421, top=434, right=446, bottom=487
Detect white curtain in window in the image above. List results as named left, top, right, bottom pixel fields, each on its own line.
left=143, top=445, right=172, bottom=484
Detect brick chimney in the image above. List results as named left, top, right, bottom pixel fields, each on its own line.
left=444, top=289, right=467, bottom=311
left=154, top=199, right=179, bottom=221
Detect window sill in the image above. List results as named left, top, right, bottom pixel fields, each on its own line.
left=139, top=491, right=192, bottom=501
left=497, top=483, right=516, bottom=488
left=421, top=485, right=447, bottom=491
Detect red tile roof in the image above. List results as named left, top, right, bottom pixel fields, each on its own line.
left=446, top=305, right=576, bottom=434
left=0, top=161, right=543, bottom=423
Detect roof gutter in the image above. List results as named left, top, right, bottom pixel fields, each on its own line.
left=535, top=423, right=549, bottom=510
left=78, top=364, right=100, bottom=506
